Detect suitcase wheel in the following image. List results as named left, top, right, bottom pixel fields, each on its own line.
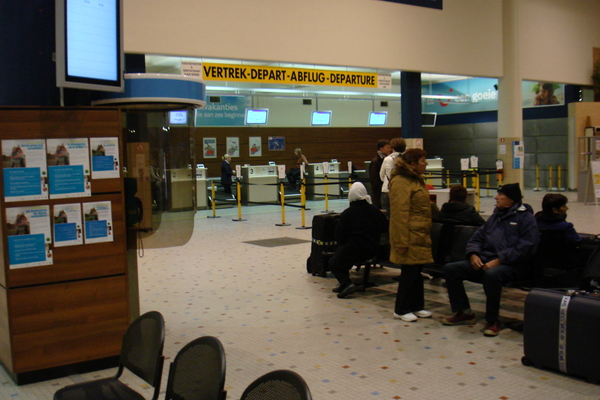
left=307, top=257, right=312, bottom=274
left=521, top=356, right=533, bottom=367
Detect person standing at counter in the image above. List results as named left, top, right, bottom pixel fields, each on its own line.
left=287, top=148, right=308, bottom=190
left=369, top=139, right=392, bottom=208
left=221, top=154, right=234, bottom=194
left=379, top=137, right=406, bottom=217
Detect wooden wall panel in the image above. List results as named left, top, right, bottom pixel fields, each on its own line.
left=8, top=276, right=128, bottom=372
left=0, top=107, right=129, bottom=377
left=194, top=127, right=402, bottom=178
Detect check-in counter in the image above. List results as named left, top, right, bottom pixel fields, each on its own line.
left=306, top=162, right=347, bottom=200
left=168, top=167, right=194, bottom=210
left=429, top=187, right=476, bottom=209
left=425, top=158, right=443, bottom=188
left=241, top=165, right=279, bottom=204
left=196, top=166, right=208, bottom=209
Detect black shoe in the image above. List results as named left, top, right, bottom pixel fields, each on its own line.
left=337, top=284, right=356, bottom=298
left=332, top=282, right=350, bottom=293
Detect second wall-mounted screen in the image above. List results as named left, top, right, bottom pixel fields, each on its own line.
left=311, top=111, right=332, bottom=126
left=245, top=109, right=269, bottom=125
left=368, top=111, right=387, bottom=126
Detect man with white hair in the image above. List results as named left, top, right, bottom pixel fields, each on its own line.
left=329, top=182, right=388, bottom=298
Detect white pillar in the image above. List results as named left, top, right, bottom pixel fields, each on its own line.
left=498, top=0, right=524, bottom=186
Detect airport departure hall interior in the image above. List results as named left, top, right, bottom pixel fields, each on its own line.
left=2, top=0, right=600, bottom=399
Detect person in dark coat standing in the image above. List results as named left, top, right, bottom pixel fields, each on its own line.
left=439, top=185, right=485, bottom=226
left=442, top=183, right=539, bottom=336
left=221, top=154, right=234, bottom=194
left=330, top=182, right=388, bottom=299
left=368, top=139, right=392, bottom=208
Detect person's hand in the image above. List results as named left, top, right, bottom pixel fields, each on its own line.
left=482, top=259, right=500, bottom=271
left=396, top=247, right=408, bottom=254
left=470, top=254, right=483, bottom=270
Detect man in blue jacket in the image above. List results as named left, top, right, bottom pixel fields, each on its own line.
left=442, top=183, right=539, bottom=336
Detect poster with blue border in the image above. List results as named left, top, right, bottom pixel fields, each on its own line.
left=53, top=203, right=83, bottom=247
left=47, top=138, right=91, bottom=199
left=90, top=137, right=120, bottom=179
left=6, top=205, right=53, bottom=269
left=2, top=139, right=48, bottom=202
left=83, top=201, right=113, bottom=244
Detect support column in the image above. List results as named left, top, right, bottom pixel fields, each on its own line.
left=497, top=0, right=523, bottom=186
left=401, top=71, right=422, bottom=139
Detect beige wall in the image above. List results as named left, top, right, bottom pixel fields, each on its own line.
left=123, top=0, right=600, bottom=86
left=519, top=0, right=600, bottom=85
left=123, top=0, right=503, bottom=77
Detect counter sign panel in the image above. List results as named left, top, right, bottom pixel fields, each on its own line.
left=202, top=63, right=380, bottom=88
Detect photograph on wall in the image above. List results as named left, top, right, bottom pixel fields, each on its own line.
left=226, top=137, right=240, bottom=157
left=522, top=81, right=564, bottom=108
left=82, top=201, right=113, bottom=244
left=2, top=139, right=48, bottom=202
left=268, top=136, right=285, bottom=151
left=6, top=205, right=53, bottom=269
left=90, top=137, right=120, bottom=179
left=203, top=137, right=217, bottom=158
left=53, top=203, right=83, bottom=247
left=249, top=136, right=262, bottom=157
left=47, top=138, right=91, bottom=199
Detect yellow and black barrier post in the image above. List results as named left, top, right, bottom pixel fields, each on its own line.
left=321, top=175, right=334, bottom=213
left=558, top=164, right=565, bottom=191
left=232, top=179, right=246, bottom=221
left=276, top=181, right=290, bottom=226
left=533, top=164, right=542, bottom=191
left=296, top=177, right=311, bottom=230
left=207, top=181, right=220, bottom=219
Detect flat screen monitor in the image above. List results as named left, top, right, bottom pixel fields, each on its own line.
left=422, top=112, right=437, bottom=127
left=245, top=109, right=269, bottom=125
left=169, top=110, right=188, bottom=125
left=369, top=111, right=388, bottom=126
left=311, top=111, right=332, bottom=126
left=55, top=0, right=124, bottom=92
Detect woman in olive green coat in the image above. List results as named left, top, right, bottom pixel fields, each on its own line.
left=388, top=148, right=434, bottom=322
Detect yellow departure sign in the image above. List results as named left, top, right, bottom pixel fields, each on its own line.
left=202, top=63, right=379, bottom=88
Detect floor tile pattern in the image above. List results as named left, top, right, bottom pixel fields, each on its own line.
left=1, top=190, right=600, bottom=399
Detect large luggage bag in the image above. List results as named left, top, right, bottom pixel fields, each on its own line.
left=522, top=288, right=600, bottom=383
left=306, top=213, right=340, bottom=276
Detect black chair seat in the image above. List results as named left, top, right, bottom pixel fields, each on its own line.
left=54, top=377, right=145, bottom=400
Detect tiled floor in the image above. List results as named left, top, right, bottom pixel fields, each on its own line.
left=2, top=190, right=600, bottom=399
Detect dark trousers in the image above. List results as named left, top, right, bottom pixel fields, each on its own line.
left=443, top=260, right=522, bottom=322
left=394, top=264, right=425, bottom=315
left=329, top=244, right=375, bottom=287
left=223, top=183, right=232, bottom=194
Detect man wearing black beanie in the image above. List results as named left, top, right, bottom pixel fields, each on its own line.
left=442, top=182, right=539, bottom=336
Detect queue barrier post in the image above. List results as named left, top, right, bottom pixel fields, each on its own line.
left=207, top=181, right=220, bottom=219
left=486, top=172, right=490, bottom=198
left=475, top=172, right=481, bottom=212
left=462, top=172, right=467, bottom=188
left=232, top=180, right=246, bottom=221
left=548, top=164, right=557, bottom=191
left=276, top=181, right=290, bottom=226
left=321, top=175, right=333, bottom=213
left=296, top=177, right=311, bottom=229
left=533, top=164, right=542, bottom=191
left=446, top=170, right=451, bottom=188
left=558, top=164, right=565, bottom=191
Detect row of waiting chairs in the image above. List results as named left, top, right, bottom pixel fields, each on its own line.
left=53, top=311, right=312, bottom=400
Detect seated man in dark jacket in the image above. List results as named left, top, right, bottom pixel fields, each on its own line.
left=330, top=182, right=388, bottom=299
left=535, top=193, right=581, bottom=245
left=439, top=185, right=485, bottom=226
left=442, top=183, right=539, bottom=336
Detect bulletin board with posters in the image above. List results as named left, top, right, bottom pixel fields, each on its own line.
left=0, top=107, right=129, bottom=380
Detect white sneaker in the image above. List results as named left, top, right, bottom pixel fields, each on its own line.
left=394, top=312, right=418, bottom=322
left=413, top=310, right=432, bottom=318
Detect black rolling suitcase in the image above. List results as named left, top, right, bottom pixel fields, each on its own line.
left=306, top=213, right=340, bottom=276
left=522, top=288, right=600, bottom=383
